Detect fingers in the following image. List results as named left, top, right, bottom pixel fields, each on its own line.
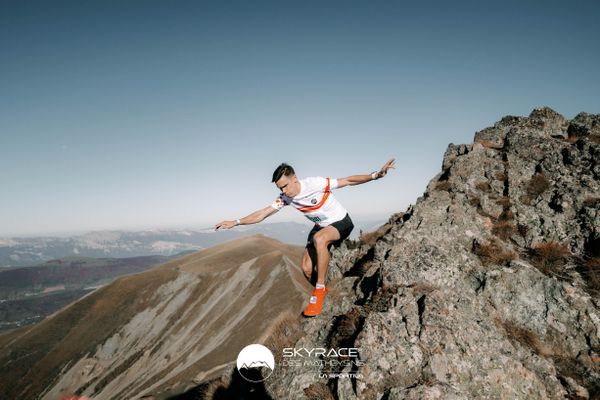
left=385, top=158, right=396, bottom=170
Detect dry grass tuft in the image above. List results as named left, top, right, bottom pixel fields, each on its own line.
left=476, top=181, right=492, bottom=192
left=564, top=135, right=579, bottom=144
left=492, top=221, right=518, bottom=240
left=528, top=241, right=572, bottom=277
left=577, top=257, right=600, bottom=297
left=583, top=196, right=600, bottom=208
left=468, top=196, right=481, bottom=208
left=525, top=173, right=551, bottom=200
left=496, top=196, right=511, bottom=207
left=517, top=224, right=529, bottom=238
left=262, top=311, right=303, bottom=363
left=520, top=172, right=551, bottom=205
left=473, top=239, right=517, bottom=266
left=408, top=282, right=437, bottom=296
left=500, top=319, right=554, bottom=357
left=589, top=134, right=600, bottom=144
left=476, top=139, right=503, bottom=149
left=519, top=194, right=532, bottom=206
left=327, top=307, right=364, bottom=350
left=495, top=172, right=508, bottom=181
left=359, top=223, right=392, bottom=246
left=434, top=181, right=451, bottom=191
left=498, top=208, right=514, bottom=221
left=304, top=383, right=335, bottom=400
left=203, top=375, right=232, bottom=399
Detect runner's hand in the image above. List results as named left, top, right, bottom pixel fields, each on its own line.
left=376, top=158, right=395, bottom=179
left=215, top=220, right=237, bottom=230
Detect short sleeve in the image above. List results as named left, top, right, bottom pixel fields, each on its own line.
left=306, top=176, right=336, bottom=191
left=270, top=194, right=287, bottom=210
left=316, top=177, right=339, bottom=190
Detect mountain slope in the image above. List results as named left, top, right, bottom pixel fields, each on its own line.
left=0, top=234, right=309, bottom=400
left=0, top=254, right=178, bottom=332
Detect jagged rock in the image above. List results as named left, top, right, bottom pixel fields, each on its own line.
left=529, top=107, right=569, bottom=138
left=568, top=112, right=600, bottom=139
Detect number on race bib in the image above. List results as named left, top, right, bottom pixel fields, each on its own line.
left=308, top=215, right=322, bottom=223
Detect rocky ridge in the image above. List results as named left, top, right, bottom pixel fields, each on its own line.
left=206, top=108, right=600, bottom=399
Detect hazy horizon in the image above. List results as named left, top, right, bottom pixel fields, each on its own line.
left=2, top=0, right=599, bottom=237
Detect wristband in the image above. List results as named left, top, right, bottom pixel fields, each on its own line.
left=235, top=219, right=241, bottom=226
left=371, top=171, right=379, bottom=180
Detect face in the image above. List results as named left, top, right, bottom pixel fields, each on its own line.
left=275, top=174, right=300, bottom=197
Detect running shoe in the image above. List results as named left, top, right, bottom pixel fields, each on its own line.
left=303, top=287, right=329, bottom=317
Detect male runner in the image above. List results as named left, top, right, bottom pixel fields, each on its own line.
left=215, top=158, right=395, bottom=316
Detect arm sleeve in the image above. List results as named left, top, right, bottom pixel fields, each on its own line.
left=309, top=176, right=338, bottom=191
left=270, top=194, right=287, bottom=210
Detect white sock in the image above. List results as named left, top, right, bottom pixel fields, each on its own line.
left=316, top=283, right=326, bottom=289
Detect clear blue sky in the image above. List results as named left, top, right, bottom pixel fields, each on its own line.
left=1, top=0, right=599, bottom=237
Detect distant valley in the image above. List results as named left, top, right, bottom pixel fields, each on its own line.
left=0, top=254, right=180, bottom=332
left=0, top=220, right=384, bottom=268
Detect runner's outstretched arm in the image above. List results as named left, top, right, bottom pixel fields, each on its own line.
left=336, top=158, right=395, bottom=189
left=214, top=206, right=278, bottom=230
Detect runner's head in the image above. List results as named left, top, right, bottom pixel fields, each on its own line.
left=273, top=163, right=300, bottom=197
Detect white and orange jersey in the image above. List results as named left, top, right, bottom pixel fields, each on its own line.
left=270, top=176, right=348, bottom=227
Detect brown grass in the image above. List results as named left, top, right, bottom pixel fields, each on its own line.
left=517, top=224, right=529, bottom=238
left=589, top=135, right=600, bottom=144
left=527, top=173, right=551, bottom=198
left=408, top=282, right=437, bottom=296
left=492, top=221, right=518, bottom=240
left=476, top=139, right=503, bottom=149
left=495, top=172, right=508, bottom=181
left=496, top=196, right=511, bottom=207
left=262, top=311, right=303, bottom=363
left=565, top=135, right=579, bottom=144
left=468, top=196, right=481, bottom=208
left=359, top=223, right=391, bottom=246
left=473, top=239, right=517, bottom=266
left=203, top=375, right=232, bottom=399
left=528, top=241, right=572, bottom=277
left=327, top=307, right=364, bottom=350
left=304, top=383, right=335, bottom=400
left=577, top=257, right=600, bottom=297
left=520, top=173, right=551, bottom=205
left=476, top=181, right=492, bottom=192
left=498, top=208, right=514, bottom=221
left=500, top=319, right=554, bottom=357
left=583, top=196, right=600, bottom=208
left=520, top=194, right=532, bottom=205
left=434, top=181, right=451, bottom=191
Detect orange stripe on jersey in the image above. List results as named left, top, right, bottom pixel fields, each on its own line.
left=298, top=178, right=331, bottom=213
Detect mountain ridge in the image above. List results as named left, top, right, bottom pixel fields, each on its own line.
left=0, top=234, right=310, bottom=399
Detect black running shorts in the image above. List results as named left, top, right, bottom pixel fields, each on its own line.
left=306, top=213, right=354, bottom=249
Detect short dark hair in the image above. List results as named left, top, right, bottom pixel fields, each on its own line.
left=272, top=163, right=295, bottom=182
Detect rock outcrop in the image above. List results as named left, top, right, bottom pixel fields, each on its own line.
left=205, top=108, right=600, bottom=399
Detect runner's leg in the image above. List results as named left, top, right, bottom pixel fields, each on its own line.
left=312, top=226, right=341, bottom=285
left=301, top=248, right=312, bottom=282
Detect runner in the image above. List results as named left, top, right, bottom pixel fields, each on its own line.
left=215, top=158, right=395, bottom=316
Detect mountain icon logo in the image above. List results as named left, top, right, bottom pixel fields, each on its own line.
left=236, top=344, right=275, bottom=382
